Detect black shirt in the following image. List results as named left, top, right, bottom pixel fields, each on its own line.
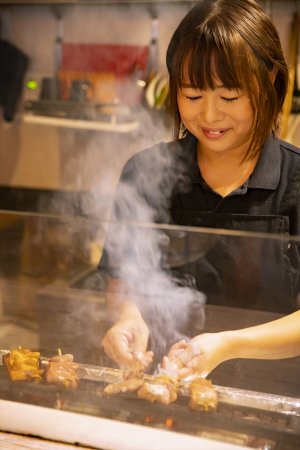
left=171, top=133, right=300, bottom=232
left=100, top=133, right=300, bottom=314
left=123, top=132, right=300, bottom=233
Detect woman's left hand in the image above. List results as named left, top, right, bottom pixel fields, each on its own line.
left=163, top=332, right=229, bottom=378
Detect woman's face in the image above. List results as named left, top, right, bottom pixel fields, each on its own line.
left=177, top=77, right=254, bottom=157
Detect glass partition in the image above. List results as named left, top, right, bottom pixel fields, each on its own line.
left=0, top=210, right=299, bottom=450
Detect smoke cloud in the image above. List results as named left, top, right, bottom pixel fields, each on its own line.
left=103, top=137, right=206, bottom=363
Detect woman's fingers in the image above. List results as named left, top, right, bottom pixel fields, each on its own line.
left=178, top=367, right=193, bottom=379
left=177, top=355, right=209, bottom=379
left=171, top=345, right=195, bottom=366
left=161, top=355, right=181, bottom=374
left=133, top=349, right=154, bottom=368
left=102, top=330, right=134, bottom=366
left=169, top=339, right=188, bottom=352
left=102, top=323, right=152, bottom=369
left=167, top=340, right=188, bottom=359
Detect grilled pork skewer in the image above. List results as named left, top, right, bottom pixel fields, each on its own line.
left=2, top=346, right=43, bottom=382
left=1, top=348, right=216, bottom=410
left=104, top=359, right=146, bottom=394
left=189, top=377, right=218, bottom=411
left=104, top=376, right=145, bottom=395
left=44, top=348, right=79, bottom=389
left=2, top=347, right=79, bottom=389
left=137, top=374, right=179, bottom=405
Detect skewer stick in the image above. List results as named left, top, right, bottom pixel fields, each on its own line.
left=57, top=348, right=62, bottom=356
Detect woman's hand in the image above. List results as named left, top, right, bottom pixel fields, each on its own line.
left=163, top=311, right=300, bottom=378
left=164, top=332, right=229, bottom=379
left=102, top=303, right=153, bottom=369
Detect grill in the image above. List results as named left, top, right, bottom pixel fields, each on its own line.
left=1, top=352, right=300, bottom=450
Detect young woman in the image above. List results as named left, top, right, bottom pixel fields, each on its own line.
left=100, top=0, right=300, bottom=373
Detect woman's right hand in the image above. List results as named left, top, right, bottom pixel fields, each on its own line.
left=102, top=304, right=153, bottom=369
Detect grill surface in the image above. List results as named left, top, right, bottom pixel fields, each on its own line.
left=1, top=361, right=300, bottom=450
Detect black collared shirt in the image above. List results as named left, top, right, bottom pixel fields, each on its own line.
left=100, top=133, right=300, bottom=313
left=169, top=132, right=300, bottom=234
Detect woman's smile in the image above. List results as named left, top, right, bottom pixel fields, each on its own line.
left=201, top=127, right=230, bottom=139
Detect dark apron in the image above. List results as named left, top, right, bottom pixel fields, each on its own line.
left=169, top=209, right=298, bottom=314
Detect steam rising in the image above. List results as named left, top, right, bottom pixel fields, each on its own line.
left=104, top=138, right=206, bottom=361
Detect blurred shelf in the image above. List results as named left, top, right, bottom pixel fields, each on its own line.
left=22, top=113, right=139, bottom=133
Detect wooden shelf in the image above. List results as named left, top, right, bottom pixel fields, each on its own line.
left=22, top=113, right=140, bottom=133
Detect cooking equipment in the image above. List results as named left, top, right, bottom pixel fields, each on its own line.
left=1, top=213, right=300, bottom=449
left=1, top=349, right=300, bottom=414
left=40, top=77, right=61, bottom=101
left=1, top=351, right=300, bottom=450
left=0, top=399, right=248, bottom=450
left=68, top=79, right=91, bottom=102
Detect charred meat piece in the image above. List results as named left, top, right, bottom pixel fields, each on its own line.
left=104, top=377, right=145, bottom=395
left=137, top=375, right=179, bottom=405
left=2, top=347, right=42, bottom=381
left=188, top=378, right=218, bottom=412
left=123, top=363, right=144, bottom=380
left=45, top=353, right=79, bottom=389
left=104, top=360, right=146, bottom=395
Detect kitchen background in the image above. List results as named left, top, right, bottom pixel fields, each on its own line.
left=0, top=0, right=299, bottom=220
left=1, top=7, right=300, bottom=448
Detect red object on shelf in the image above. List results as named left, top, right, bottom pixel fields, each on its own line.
left=62, top=44, right=149, bottom=77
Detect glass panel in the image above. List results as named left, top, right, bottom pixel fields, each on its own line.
left=0, top=210, right=299, bottom=449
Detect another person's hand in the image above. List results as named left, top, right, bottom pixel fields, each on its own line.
left=102, top=303, right=153, bottom=369
left=163, top=332, right=228, bottom=379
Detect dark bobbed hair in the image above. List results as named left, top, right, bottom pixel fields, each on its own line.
left=166, top=0, right=288, bottom=160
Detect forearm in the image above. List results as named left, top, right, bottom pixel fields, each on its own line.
left=102, top=278, right=151, bottom=368
left=105, top=278, right=142, bottom=320
left=221, top=310, right=300, bottom=361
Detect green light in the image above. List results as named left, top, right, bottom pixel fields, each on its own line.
left=26, top=80, right=38, bottom=90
